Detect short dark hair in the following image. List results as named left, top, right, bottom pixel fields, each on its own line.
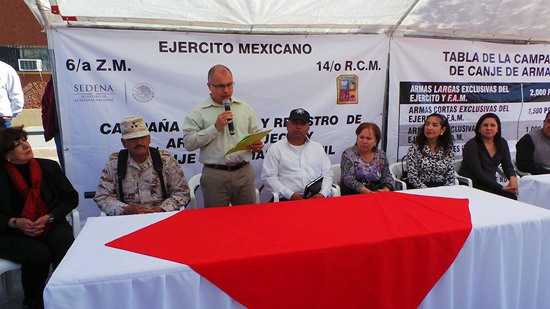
left=545, top=111, right=550, bottom=119
left=207, top=65, right=232, bottom=83
left=474, top=113, right=503, bottom=148
left=414, top=113, right=453, bottom=155
left=355, top=122, right=381, bottom=149
left=0, top=126, right=27, bottom=161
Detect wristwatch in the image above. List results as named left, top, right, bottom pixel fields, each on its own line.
left=48, top=213, right=55, bottom=224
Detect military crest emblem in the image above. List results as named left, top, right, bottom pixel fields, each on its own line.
left=337, top=75, right=358, bottom=104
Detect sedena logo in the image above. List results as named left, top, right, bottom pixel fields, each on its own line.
left=73, top=84, right=115, bottom=93
left=71, top=84, right=116, bottom=103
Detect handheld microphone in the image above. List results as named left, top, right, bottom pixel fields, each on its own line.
left=223, top=99, right=235, bottom=135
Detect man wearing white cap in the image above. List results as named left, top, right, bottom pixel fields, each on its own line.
left=94, top=116, right=190, bottom=215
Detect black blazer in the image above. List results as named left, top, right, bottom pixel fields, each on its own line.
left=0, top=159, right=78, bottom=241
left=459, top=138, right=516, bottom=192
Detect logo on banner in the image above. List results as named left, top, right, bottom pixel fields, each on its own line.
left=337, top=75, right=358, bottom=104
left=71, top=83, right=116, bottom=103
left=133, top=83, right=154, bottom=103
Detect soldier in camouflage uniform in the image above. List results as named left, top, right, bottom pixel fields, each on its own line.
left=94, top=116, right=190, bottom=215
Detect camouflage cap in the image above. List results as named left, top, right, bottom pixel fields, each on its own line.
left=120, top=116, right=149, bottom=140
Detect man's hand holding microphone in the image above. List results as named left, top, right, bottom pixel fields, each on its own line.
left=215, top=99, right=235, bottom=134
left=216, top=99, right=263, bottom=153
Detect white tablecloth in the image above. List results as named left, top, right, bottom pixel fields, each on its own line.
left=518, top=174, right=550, bottom=210
left=44, top=186, right=550, bottom=309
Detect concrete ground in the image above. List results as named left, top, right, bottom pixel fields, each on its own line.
left=11, top=108, right=59, bottom=162
left=26, top=126, right=59, bottom=162
left=0, top=271, right=23, bottom=309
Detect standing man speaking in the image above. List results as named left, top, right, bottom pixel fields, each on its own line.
left=183, top=65, right=263, bottom=207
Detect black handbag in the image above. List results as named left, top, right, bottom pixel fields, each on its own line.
left=358, top=179, right=394, bottom=192
left=359, top=179, right=382, bottom=191
left=400, top=155, right=414, bottom=189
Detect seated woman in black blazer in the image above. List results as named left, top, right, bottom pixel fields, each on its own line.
left=0, top=127, right=78, bottom=308
left=458, top=113, right=518, bottom=199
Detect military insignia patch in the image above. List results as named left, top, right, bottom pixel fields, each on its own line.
left=337, top=75, right=358, bottom=104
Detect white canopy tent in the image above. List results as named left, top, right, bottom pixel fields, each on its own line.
left=25, top=0, right=550, bottom=43
left=20, top=0, right=550, bottom=221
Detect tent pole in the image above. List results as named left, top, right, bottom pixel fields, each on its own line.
left=388, top=0, right=420, bottom=37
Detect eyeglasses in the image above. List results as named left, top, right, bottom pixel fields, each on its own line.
left=210, top=82, right=235, bottom=90
left=13, top=137, right=28, bottom=147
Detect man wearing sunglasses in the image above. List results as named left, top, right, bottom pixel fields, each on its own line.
left=183, top=65, right=263, bottom=207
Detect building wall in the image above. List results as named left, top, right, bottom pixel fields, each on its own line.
left=1, top=1, right=50, bottom=109
left=0, top=1, right=47, bottom=46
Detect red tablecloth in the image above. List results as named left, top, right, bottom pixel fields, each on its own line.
left=107, top=192, right=471, bottom=308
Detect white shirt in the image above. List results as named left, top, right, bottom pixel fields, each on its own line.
left=262, top=137, right=333, bottom=199
left=0, top=61, right=24, bottom=118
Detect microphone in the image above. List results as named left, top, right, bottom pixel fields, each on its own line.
left=223, top=99, right=235, bottom=135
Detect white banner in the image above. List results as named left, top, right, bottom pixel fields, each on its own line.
left=388, top=37, right=550, bottom=164
left=51, top=28, right=389, bottom=219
